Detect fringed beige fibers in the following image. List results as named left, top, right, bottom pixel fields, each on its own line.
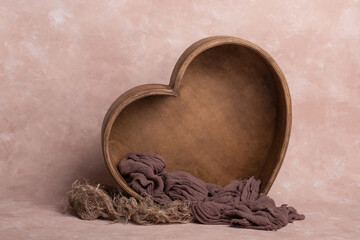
left=66, top=178, right=193, bottom=225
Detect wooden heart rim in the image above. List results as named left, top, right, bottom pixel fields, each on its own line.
left=101, top=36, right=291, bottom=200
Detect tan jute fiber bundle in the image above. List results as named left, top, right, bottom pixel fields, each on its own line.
left=66, top=178, right=193, bottom=225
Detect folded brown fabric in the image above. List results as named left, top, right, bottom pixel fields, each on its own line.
left=119, top=152, right=171, bottom=203
left=119, top=152, right=305, bottom=230
left=191, top=177, right=305, bottom=230
left=162, top=171, right=209, bottom=202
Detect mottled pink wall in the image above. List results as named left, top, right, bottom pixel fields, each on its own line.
left=0, top=0, right=359, bottom=239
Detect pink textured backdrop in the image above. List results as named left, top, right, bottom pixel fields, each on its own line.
left=1, top=0, right=359, bottom=239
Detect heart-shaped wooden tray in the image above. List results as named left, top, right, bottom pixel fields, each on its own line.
left=101, top=36, right=291, bottom=200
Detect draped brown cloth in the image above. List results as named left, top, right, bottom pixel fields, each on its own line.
left=119, top=152, right=305, bottom=230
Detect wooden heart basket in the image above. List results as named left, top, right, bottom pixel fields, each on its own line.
left=101, top=36, right=291, bottom=200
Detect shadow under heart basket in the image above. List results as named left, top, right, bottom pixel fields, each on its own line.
left=101, top=36, right=291, bottom=200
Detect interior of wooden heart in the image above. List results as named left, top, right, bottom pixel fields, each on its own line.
left=108, top=44, right=287, bottom=191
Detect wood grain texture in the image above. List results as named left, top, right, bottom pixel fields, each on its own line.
left=101, top=36, right=291, bottom=200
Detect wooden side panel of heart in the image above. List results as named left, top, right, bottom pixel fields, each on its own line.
left=101, top=36, right=291, bottom=200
